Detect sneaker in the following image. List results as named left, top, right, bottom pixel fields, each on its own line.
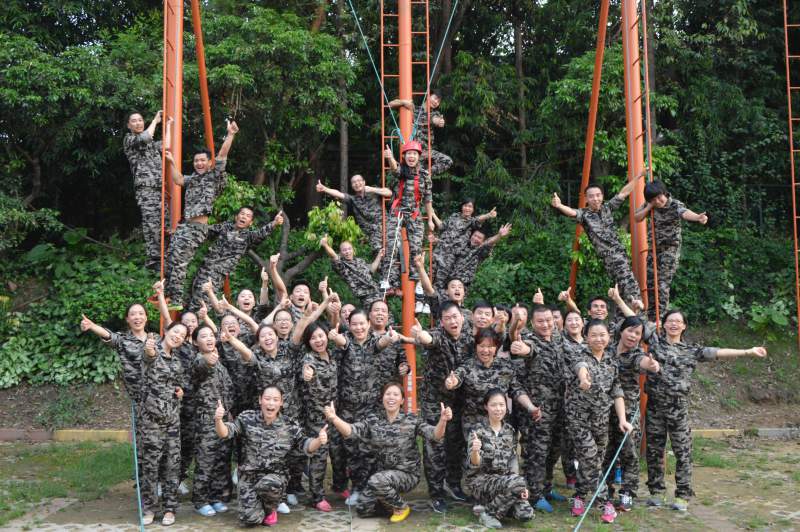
left=565, top=476, right=577, bottom=489
left=178, top=481, right=190, bottom=496
left=672, top=497, right=689, bottom=511
left=472, top=505, right=485, bottom=516
left=614, top=467, right=622, bottom=484
left=315, top=499, right=332, bottom=512
left=618, top=493, right=633, bottom=512
left=262, top=510, right=278, bottom=526
left=196, top=504, right=216, bottom=517
left=338, top=489, right=351, bottom=499
left=535, top=497, right=553, bottom=513
left=276, top=502, right=291, bottom=514
left=415, top=301, right=424, bottom=313
left=431, top=498, right=448, bottom=513
left=161, top=512, right=175, bottom=526
left=286, top=493, right=299, bottom=506
left=390, top=505, right=411, bottom=523
left=345, top=490, right=360, bottom=506
left=380, top=280, right=390, bottom=290
left=547, top=489, right=567, bottom=502
left=231, top=469, right=238, bottom=486
left=142, top=511, right=155, bottom=525
left=646, top=494, right=666, bottom=507
left=601, top=501, right=617, bottom=523
left=421, top=303, right=431, bottom=314
left=571, top=496, right=585, bottom=517
left=415, top=283, right=424, bottom=295
left=211, top=502, right=228, bottom=513
left=479, top=511, right=503, bottom=529
left=444, top=482, right=468, bottom=502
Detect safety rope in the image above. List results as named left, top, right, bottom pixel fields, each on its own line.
left=343, top=0, right=402, bottom=142
left=381, top=212, right=405, bottom=298
left=130, top=401, right=146, bottom=532
left=573, top=405, right=641, bottom=532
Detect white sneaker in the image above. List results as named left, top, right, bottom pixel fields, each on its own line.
left=345, top=490, right=360, bottom=506
left=286, top=493, right=299, bottom=506
left=178, top=481, right=190, bottom=496
left=277, top=502, right=291, bottom=514
left=415, top=283, right=424, bottom=295
left=421, top=303, right=431, bottom=314
left=231, top=469, right=238, bottom=486
left=380, top=280, right=390, bottom=290
left=415, top=301, right=423, bottom=314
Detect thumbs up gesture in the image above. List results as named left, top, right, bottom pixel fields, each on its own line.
left=323, top=401, right=336, bottom=420
left=439, top=402, right=453, bottom=422
left=383, top=144, right=393, bottom=160
left=470, top=431, right=481, bottom=453
left=303, top=364, right=315, bottom=382
left=318, top=424, right=329, bottom=445
left=316, top=180, right=325, bottom=193
left=214, top=400, right=225, bottom=420
left=444, top=371, right=459, bottom=390
left=80, top=314, right=94, bottom=332
left=533, top=288, right=544, bottom=305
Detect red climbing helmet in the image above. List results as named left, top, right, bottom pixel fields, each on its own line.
left=400, top=140, right=422, bottom=155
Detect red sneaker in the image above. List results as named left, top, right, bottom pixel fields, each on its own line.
left=315, top=499, right=332, bottom=512
left=262, top=510, right=278, bottom=526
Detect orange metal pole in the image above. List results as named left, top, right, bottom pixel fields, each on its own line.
left=190, top=0, right=216, bottom=159
left=398, top=0, right=417, bottom=413
left=568, top=0, right=610, bottom=297
left=163, top=0, right=183, bottom=234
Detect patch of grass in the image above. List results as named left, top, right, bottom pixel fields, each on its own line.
left=696, top=373, right=716, bottom=390
left=791, top=471, right=800, bottom=483
left=0, top=442, right=133, bottom=526
left=743, top=515, right=770, bottom=529
left=693, top=445, right=736, bottom=469
left=719, top=393, right=741, bottom=410
left=34, top=387, right=95, bottom=430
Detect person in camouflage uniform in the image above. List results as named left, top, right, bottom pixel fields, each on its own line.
left=123, top=110, right=170, bottom=270
left=366, top=300, right=410, bottom=399
left=552, top=179, right=645, bottom=309
left=325, top=382, right=452, bottom=523
left=215, top=313, right=255, bottom=417
left=187, top=207, right=283, bottom=311
left=215, top=386, right=328, bottom=527
left=634, top=180, right=709, bottom=321
left=564, top=320, right=634, bottom=524
left=644, top=310, right=766, bottom=511
left=139, top=322, right=188, bottom=526
left=431, top=200, right=496, bottom=283
left=434, top=224, right=512, bottom=292
left=466, top=389, right=534, bottom=529
left=316, top=175, right=392, bottom=255
left=381, top=141, right=436, bottom=287
left=268, top=257, right=312, bottom=323
left=320, top=236, right=384, bottom=310
left=413, top=301, right=474, bottom=511
left=190, top=325, right=235, bottom=515
left=390, top=91, right=453, bottom=175
left=162, top=120, right=239, bottom=308
left=414, top=254, right=473, bottom=322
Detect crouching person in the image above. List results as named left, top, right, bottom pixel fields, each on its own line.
left=214, top=386, right=328, bottom=527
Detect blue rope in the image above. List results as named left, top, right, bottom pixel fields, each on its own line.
left=573, top=405, right=641, bottom=532
left=130, top=401, right=145, bottom=532
left=343, top=0, right=403, bottom=144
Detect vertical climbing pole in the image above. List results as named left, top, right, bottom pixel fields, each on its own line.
left=162, top=0, right=184, bottom=240
left=782, top=0, right=800, bottom=349
left=620, top=0, right=649, bottom=307
left=568, top=0, right=611, bottom=296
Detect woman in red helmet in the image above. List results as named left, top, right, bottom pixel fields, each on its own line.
left=381, top=140, right=436, bottom=289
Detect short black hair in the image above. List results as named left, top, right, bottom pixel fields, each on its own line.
left=483, top=387, right=506, bottom=406
left=191, top=323, right=215, bottom=342
left=474, top=327, right=501, bottom=347
left=644, top=180, right=669, bottom=203
left=461, top=197, right=475, bottom=207
left=584, top=182, right=604, bottom=195
left=291, top=279, right=310, bottom=292
left=238, top=205, right=256, bottom=215
left=471, top=227, right=487, bottom=237
left=348, top=308, right=368, bottom=324
left=302, top=321, right=329, bottom=351
left=369, top=299, right=388, bottom=313
left=619, top=315, right=644, bottom=335
left=193, top=148, right=212, bottom=160
left=445, top=276, right=465, bottom=287
left=471, top=299, right=493, bottom=313
left=531, top=303, right=550, bottom=316
left=584, top=318, right=609, bottom=336
left=439, top=300, right=461, bottom=317
left=548, top=304, right=563, bottom=315
left=431, top=89, right=443, bottom=99
left=587, top=296, right=607, bottom=309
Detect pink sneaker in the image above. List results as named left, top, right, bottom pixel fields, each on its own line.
left=565, top=476, right=577, bottom=489
left=571, top=496, right=585, bottom=517
left=262, top=510, right=278, bottom=526
left=338, top=489, right=351, bottom=499
left=601, top=501, right=617, bottom=523
left=315, top=499, right=332, bottom=512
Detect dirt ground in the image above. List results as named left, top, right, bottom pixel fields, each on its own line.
left=3, top=437, right=800, bottom=531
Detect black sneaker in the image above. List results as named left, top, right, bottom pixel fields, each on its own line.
left=431, top=499, right=448, bottom=513
left=444, top=483, right=468, bottom=502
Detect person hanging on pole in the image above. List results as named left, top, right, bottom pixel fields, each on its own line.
left=413, top=253, right=471, bottom=321
left=430, top=199, right=496, bottom=285
left=186, top=206, right=284, bottom=311
left=634, top=180, right=708, bottom=321
left=124, top=110, right=172, bottom=271
left=319, top=235, right=384, bottom=311
left=381, top=141, right=436, bottom=291
left=389, top=90, right=453, bottom=175
left=316, top=175, right=392, bottom=255
left=551, top=177, right=645, bottom=311
left=434, top=224, right=512, bottom=293
left=162, top=119, right=239, bottom=310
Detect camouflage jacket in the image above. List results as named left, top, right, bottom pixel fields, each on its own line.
left=342, top=192, right=383, bottom=230
left=574, top=195, right=627, bottom=258
left=223, top=411, right=312, bottom=473
left=565, top=347, right=623, bottom=418
left=412, top=106, right=444, bottom=147
left=140, top=343, right=186, bottom=425
left=454, top=356, right=526, bottom=421
left=104, top=330, right=146, bottom=403
left=301, top=351, right=338, bottom=430
left=219, top=339, right=253, bottom=410
left=612, top=342, right=647, bottom=406
left=247, top=342, right=303, bottom=417
left=646, top=336, right=717, bottom=399
left=423, top=327, right=475, bottom=399
left=465, top=419, right=519, bottom=479
left=198, top=220, right=278, bottom=275
left=174, top=342, right=198, bottom=398
left=444, top=244, right=492, bottom=287
left=123, top=131, right=162, bottom=189
left=349, top=410, right=439, bottom=475
left=515, top=330, right=567, bottom=404
left=438, top=213, right=480, bottom=250
left=192, top=355, right=234, bottom=419
left=182, top=158, right=228, bottom=219
left=334, top=331, right=384, bottom=410
left=332, top=257, right=379, bottom=306
left=650, top=197, right=688, bottom=248
left=388, top=165, right=433, bottom=215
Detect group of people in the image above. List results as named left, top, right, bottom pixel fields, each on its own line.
left=97, top=102, right=767, bottom=529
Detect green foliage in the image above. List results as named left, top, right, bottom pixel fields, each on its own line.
left=747, top=298, right=791, bottom=342
left=35, top=386, right=94, bottom=429
left=0, top=193, right=63, bottom=254
left=305, top=201, right=363, bottom=249
left=211, top=175, right=278, bottom=223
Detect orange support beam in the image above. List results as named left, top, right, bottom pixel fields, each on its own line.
left=191, top=0, right=216, bottom=160
left=162, top=0, right=183, bottom=238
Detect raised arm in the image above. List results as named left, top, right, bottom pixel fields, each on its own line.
left=164, top=150, right=185, bottom=186
left=202, top=280, right=224, bottom=315
left=220, top=329, right=254, bottom=363
left=163, top=116, right=172, bottom=150
left=316, top=180, right=347, bottom=201
left=146, top=110, right=162, bottom=139
left=615, top=170, right=645, bottom=200
left=370, top=248, right=385, bottom=274
left=197, top=302, right=218, bottom=333
left=388, top=98, right=414, bottom=111
left=682, top=208, right=708, bottom=225
left=410, top=318, right=433, bottom=346
left=634, top=201, right=654, bottom=222
left=290, top=294, right=331, bottom=344
left=483, top=223, right=512, bottom=248
left=715, top=346, right=767, bottom=359
left=324, top=402, right=353, bottom=438
left=319, top=236, right=339, bottom=261
left=551, top=193, right=577, bottom=218
left=364, top=185, right=392, bottom=198
left=216, top=120, right=239, bottom=161
left=259, top=268, right=270, bottom=306
left=220, top=297, right=259, bottom=333
left=558, top=287, right=581, bottom=316
left=608, top=285, right=636, bottom=317
left=79, top=314, right=111, bottom=340
left=383, top=145, right=398, bottom=173
left=153, top=279, right=173, bottom=326
left=476, top=207, right=498, bottom=224
left=413, top=254, right=436, bottom=296
left=268, top=254, right=288, bottom=302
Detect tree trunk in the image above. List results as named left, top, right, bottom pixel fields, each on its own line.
left=441, top=0, right=453, bottom=75
left=22, top=153, right=42, bottom=207
left=337, top=0, right=349, bottom=214
left=514, top=19, right=527, bottom=172
left=311, top=0, right=328, bottom=33
left=430, top=0, right=471, bottom=87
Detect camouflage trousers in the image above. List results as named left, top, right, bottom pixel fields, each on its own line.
left=519, top=394, right=563, bottom=501
left=135, top=185, right=163, bottom=267
left=187, top=265, right=227, bottom=312
left=330, top=404, right=374, bottom=492
left=191, top=416, right=233, bottom=507
left=139, top=415, right=180, bottom=514
left=468, top=473, right=534, bottom=521
left=603, top=404, right=642, bottom=497
left=164, top=221, right=209, bottom=306
left=600, top=250, right=642, bottom=305
left=646, top=394, right=694, bottom=498
left=381, top=213, right=424, bottom=287
left=647, top=244, right=680, bottom=322
left=544, top=406, right=577, bottom=490
left=421, top=394, right=464, bottom=498
left=364, top=225, right=386, bottom=256
left=356, top=470, right=419, bottom=516
left=305, top=420, right=330, bottom=504
left=179, top=399, right=195, bottom=482
left=237, top=471, right=287, bottom=525
left=425, top=149, right=453, bottom=176
left=566, top=405, right=611, bottom=503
